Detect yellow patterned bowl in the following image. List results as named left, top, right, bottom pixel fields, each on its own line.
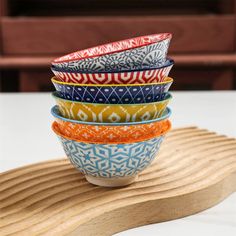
left=52, top=91, right=172, bottom=123
left=51, top=105, right=171, bottom=144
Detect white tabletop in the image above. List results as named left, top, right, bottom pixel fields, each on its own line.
left=0, top=91, right=236, bottom=235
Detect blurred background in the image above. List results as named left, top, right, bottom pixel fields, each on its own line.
left=0, top=0, right=235, bottom=92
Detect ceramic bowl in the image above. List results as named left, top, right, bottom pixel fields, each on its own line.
left=52, top=77, right=173, bottom=104
left=51, top=105, right=171, bottom=143
left=51, top=33, right=172, bottom=72
left=52, top=121, right=171, bottom=187
left=52, top=33, right=172, bottom=64
left=51, top=59, right=174, bottom=84
left=52, top=91, right=172, bottom=123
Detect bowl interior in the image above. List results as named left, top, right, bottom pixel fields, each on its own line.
left=52, top=119, right=171, bottom=144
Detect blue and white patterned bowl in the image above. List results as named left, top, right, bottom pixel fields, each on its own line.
left=52, top=37, right=171, bottom=73
left=52, top=77, right=173, bottom=104
left=52, top=121, right=168, bottom=187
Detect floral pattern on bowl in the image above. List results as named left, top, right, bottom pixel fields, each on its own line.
left=53, top=33, right=172, bottom=63
left=52, top=38, right=171, bottom=72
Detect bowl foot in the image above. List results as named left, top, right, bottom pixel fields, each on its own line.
left=85, top=175, right=137, bottom=187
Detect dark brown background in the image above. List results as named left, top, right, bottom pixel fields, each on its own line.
left=0, top=0, right=236, bottom=92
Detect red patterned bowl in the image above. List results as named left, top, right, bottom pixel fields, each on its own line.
left=52, top=33, right=172, bottom=64
left=51, top=59, right=174, bottom=84
left=51, top=33, right=172, bottom=72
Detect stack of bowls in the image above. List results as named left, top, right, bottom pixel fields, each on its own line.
left=51, top=33, right=174, bottom=187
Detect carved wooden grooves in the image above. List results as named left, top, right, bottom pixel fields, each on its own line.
left=0, top=127, right=236, bottom=236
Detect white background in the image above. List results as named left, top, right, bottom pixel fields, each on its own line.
left=0, top=91, right=236, bottom=235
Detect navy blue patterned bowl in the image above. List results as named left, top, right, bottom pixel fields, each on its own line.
left=52, top=77, right=173, bottom=104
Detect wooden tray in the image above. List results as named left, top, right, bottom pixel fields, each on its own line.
left=1, top=127, right=236, bottom=236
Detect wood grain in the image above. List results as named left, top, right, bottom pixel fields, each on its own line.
left=0, top=0, right=8, bottom=17
left=0, top=127, right=236, bottom=236
left=19, top=70, right=54, bottom=92
left=7, top=0, right=221, bottom=16
left=1, top=16, right=235, bottom=55
left=171, top=68, right=235, bottom=90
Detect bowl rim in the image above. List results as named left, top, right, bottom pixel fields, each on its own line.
left=51, top=76, right=173, bottom=87
left=52, top=120, right=171, bottom=144
left=52, top=33, right=172, bottom=64
left=51, top=58, right=174, bottom=74
left=52, top=91, right=172, bottom=106
left=51, top=105, right=172, bottom=126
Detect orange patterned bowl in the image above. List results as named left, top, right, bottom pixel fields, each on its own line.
left=51, top=105, right=171, bottom=144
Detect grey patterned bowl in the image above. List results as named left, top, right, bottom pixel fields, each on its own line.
left=52, top=33, right=172, bottom=72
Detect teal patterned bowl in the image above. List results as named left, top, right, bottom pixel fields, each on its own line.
left=52, top=121, right=169, bottom=187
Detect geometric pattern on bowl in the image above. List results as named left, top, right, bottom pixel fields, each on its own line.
left=54, top=123, right=165, bottom=178
left=54, top=118, right=171, bottom=144
left=52, top=38, right=171, bottom=72
left=53, top=33, right=172, bottom=63
left=51, top=105, right=172, bottom=125
left=52, top=77, right=173, bottom=104
left=51, top=59, right=174, bottom=84
left=53, top=92, right=172, bottom=123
